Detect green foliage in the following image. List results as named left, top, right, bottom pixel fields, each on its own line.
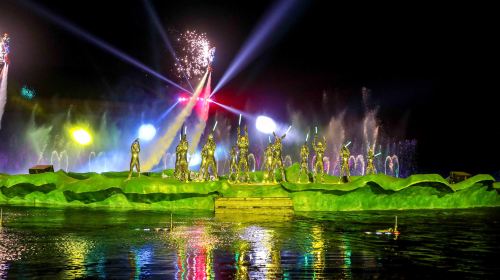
left=0, top=167, right=498, bottom=211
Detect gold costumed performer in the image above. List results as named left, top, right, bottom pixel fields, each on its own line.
left=312, top=135, right=327, bottom=183
left=263, top=143, right=275, bottom=183
left=299, top=141, right=309, bottom=183
left=175, top=133, right=190, bottom=182
left=200, top=133, right=218, bottom=181
left=365, top=147, right=376, bottom=175
left=339, top=143, right=351, bottom=182
left=236, top=126, right=250, bottom=183
left=128, top=138, right=141, bottom=179
left=272, top=132, right=287, bottom=182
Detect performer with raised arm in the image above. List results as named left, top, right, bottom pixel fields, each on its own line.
left=339, top=143, right=351, bottom=182
left=263, top=143, right=275, bottom=183
left=272, top=131, right=287, bottom=182
left=299, top=141, right=310, bottom=183
left=236, top=126, right=250, bottom=183
left=200, top=133, right=218, bottom=181
left=312, top=135, right=327, bottom=183
left=127, top=138, right=141, bottom=180
left=175, top=132, right=190, bottom=182
left=365, top=147, right=376, bottom=175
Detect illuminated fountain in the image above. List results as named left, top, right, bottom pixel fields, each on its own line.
left=0, top=33, right=10, bottom=129
left=331, top=160, right=339, bottom=176
left=248, top=153, right=256, bottom=172
left=220, top=158, right=230, bottom=175
left=162, top=152, right=175, bottom=170
left=51, top=150, right=69, bottom=172
left=349, top=155, right=365, bottom=176
left=1, top=101, right=415, bottom=175
left=36, top=143, right=49, bottom=165
left=88, top=152, right=108, bottom=172
left=284, top=155, right=293, bottom=168
left=98, top=152, right=107, bottom=171
left=385, top=155, right=400, bottom=177
left=88, top=152, right=96, bottom=172
left=323, top=156, right=330, bottom=174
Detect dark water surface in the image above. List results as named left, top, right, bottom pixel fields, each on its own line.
left=1, top=206, right=499, bottom=279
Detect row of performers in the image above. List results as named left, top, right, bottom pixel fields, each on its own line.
left=169, top=126, right=377, bottom=183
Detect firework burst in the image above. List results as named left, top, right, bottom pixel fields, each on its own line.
left=175, top=30, right=214, bottom=81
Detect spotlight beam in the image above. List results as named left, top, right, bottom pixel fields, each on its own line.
left=20, top=0, right=191, bottom=94
left=156, top=100, right=179, bottom=123
left=210, top=100, right=252, bottom=119
left=143, top=0, right=194, bottom=92
left=211, top=0, right=302, bottom=97
left=256, top=116, right=276, bottom=134
left=142, top=70, right=208, bottom=171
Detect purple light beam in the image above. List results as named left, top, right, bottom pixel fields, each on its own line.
left=21, top=0, right=191, bottom=94
left=143, top=0, right=194, bottom=92
left=211, top=0, right=301, bottom=97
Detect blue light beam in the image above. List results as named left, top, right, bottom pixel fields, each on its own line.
left=157, top=100, right=179, bottom=123
left=211, top=0, right=302, bottom=97
left=20, top=0, right=191, bottom=94
left=210, top=100, right=252, bottom=119
left=143, top=0, right=194, bottom=92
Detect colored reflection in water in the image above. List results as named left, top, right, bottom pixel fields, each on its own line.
left=0, top=207, right=499, bottom=279
left=234, top=240, right=250, bottom=280
left=0, top=227, right=24, bottom=279
left=129, top=245, right=154, bottom=279
left=340, top=235, right=353, bottom=279
left=57, top=236, right=94, bottom=278
left=310, top=225, right=325, bottom=278
left=170, top=224, right=217, bottom=280
left=240, top=226, right=282, bottom=279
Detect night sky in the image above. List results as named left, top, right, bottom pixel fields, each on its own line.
left=0, top=0, right=497, bottom=176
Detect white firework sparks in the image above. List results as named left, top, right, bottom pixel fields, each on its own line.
left=175, top=30, right=213, bottom=81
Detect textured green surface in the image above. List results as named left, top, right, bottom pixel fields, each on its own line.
left=0, top=165, right=498, bottom=211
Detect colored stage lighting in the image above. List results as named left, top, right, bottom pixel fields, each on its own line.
left=256, top=116, right=276, bottom=134
left=21, top=0, right=191, bottom=94
left=21, top=86, right=36, bottom=100
left=71, top=128, right=92, bottom=145
left=138, top=124, right=157, bottom=141
left=211, top=0, right=302, bottom=97
left=189, top=152, right=202, bottom=167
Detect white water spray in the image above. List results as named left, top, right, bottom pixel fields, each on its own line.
left=0, top=64, right=8, bottom=129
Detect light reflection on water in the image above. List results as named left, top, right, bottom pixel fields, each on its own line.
left=0, top=207, right=499, bottom=279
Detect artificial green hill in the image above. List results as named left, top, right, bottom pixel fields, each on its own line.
left=0, top=163, right=498, bottom=211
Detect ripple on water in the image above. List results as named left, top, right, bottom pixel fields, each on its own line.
left=0, top=207, right=499, bottom=278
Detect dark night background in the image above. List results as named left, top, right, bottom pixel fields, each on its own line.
left=0, top=0, right=497, bottom=176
